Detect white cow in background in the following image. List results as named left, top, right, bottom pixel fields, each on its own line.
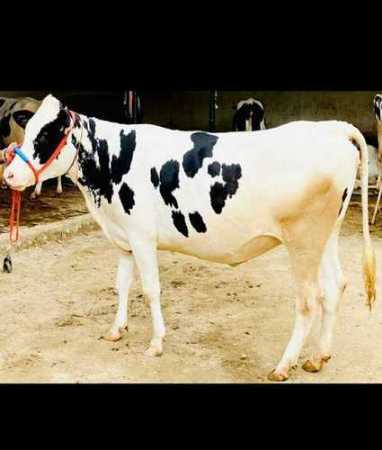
left=354, top=144, right=381, bottom=189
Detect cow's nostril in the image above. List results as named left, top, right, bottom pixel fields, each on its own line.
left=5, top=172, right=14, bottom=180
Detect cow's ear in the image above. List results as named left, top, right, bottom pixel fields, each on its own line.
left=13, top=110, right=35, bottom=129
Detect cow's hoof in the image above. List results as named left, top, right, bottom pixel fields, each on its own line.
left=302, top=359, right=323, bottom=373
left=102, top=326, right=128, bottom=342
left=30, top=192, right=39, bottom=200
left=267, top=369, right=288, bottom=382
left=144, top=340, right=163, bottom=357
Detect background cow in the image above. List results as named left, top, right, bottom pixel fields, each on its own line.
left=4, top=95, right=376, bottom=382
left=233, top=98, right=266, bottom=131
left=0, top=96, right=63, bottom=199
left=354, top=144, right=381, bottom=189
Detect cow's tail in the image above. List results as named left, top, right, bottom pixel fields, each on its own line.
left=346, top=124, right=376, bottom=310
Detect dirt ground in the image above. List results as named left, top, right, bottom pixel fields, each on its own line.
left=0, top=186, right=382, bottom=383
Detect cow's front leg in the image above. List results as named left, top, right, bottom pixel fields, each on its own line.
left=129, top=237, right=165, bottom=357
left=103, top=252, right=135, bottom=342
left=30, top=181, right=42, bottom=199
left=56, top=176, right=63, bottom=195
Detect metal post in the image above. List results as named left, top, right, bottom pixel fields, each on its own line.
left=209, top=90, right=218, bottom=132
left=123, top=90, right=129, bottom=123
left=123, top=90, right=138, bottom=124
left=132, top=90, right=138, bottom=124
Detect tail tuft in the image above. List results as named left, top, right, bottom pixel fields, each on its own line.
left=363, top=241, right=376, bottom=310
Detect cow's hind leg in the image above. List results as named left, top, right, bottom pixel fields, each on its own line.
left=268, top=184, right=340, bottom=381
left=128, top=238, right=165, bottom=356
left=103, top=252, right=135, bottom=342
left=268, top=255, right=322, bottom=382
left=302, top=230, right=346, bottom=373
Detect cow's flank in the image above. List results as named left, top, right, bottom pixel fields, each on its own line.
left=278, top=176, right=334, bottom=225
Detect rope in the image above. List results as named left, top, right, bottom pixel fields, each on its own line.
left=9, top=190, right=22, bottom=244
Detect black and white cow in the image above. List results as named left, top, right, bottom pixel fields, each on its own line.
left=0, top=96, right=63, bottom=198
left=232, top=98, right=266, bottom=131
left=4, top=95, right=375, bottom=381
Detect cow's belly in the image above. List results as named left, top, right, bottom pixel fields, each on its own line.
left=158, top=233, right=282, bottom=265
left=156, top=203, right=283, bottom=265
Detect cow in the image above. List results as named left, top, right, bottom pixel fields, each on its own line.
left=3, top=94, right=376, bottom=381
left=354, top=144, right=381, bottom=189
left=0, top=96, right=63, bottom=199
left=233, top=98, right=266, bottom=131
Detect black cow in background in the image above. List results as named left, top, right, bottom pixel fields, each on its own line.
left=233, top=98, right=266, bottom=131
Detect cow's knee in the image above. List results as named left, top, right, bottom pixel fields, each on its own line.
left=296, top=286, right=319, bottom=316
left=142, top=284, right=160, bottom=300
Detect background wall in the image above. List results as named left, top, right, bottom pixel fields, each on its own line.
left=140, top=91, right=379, bottom=142
left=0, top=90, right=379, bottom=143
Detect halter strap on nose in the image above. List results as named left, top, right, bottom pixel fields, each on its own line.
left=6, top=144, right=39, bottom=185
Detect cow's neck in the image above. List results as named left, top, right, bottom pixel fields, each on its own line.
left=67, top=112, right=109, bottom=174
left=66, top=113, right=135, bottom=221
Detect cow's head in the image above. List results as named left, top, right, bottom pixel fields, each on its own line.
left=374, top=94, right=382, bottom=165
left=3, top=95, right=76, bottom=191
